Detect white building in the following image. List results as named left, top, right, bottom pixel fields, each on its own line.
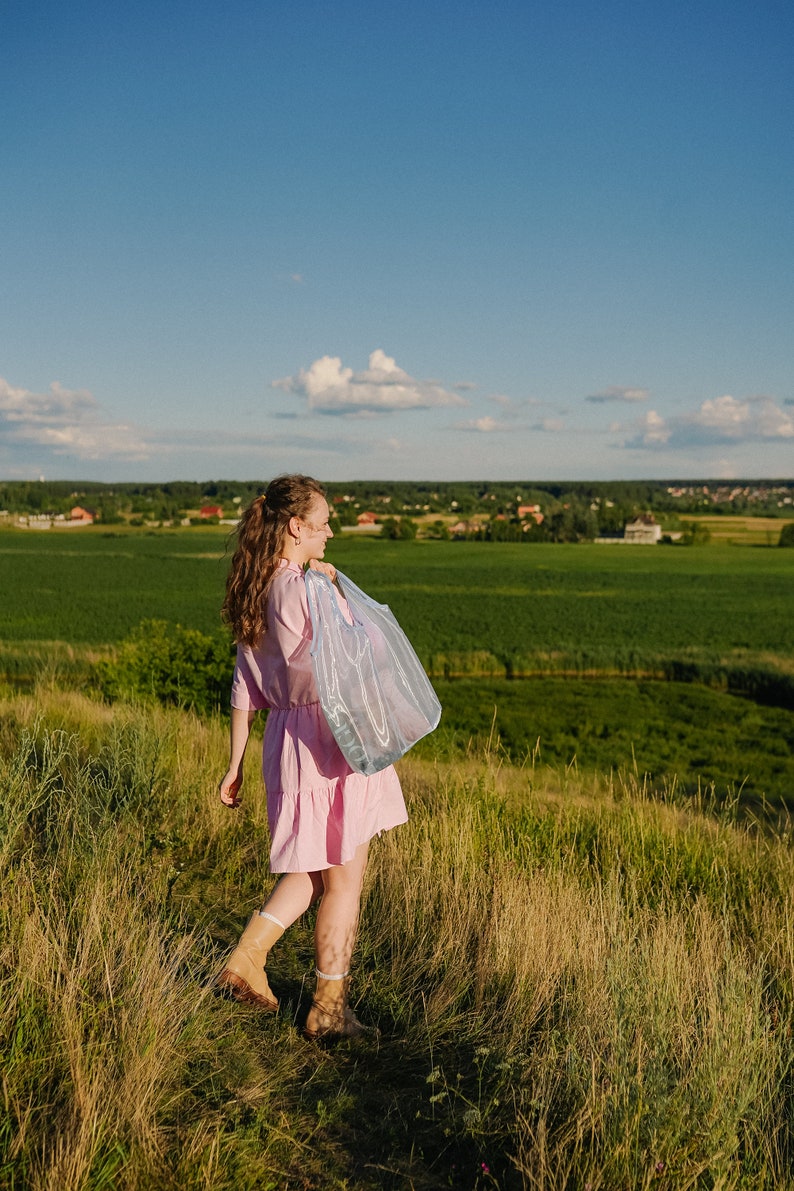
left=624, top=515, right=662, bottom=544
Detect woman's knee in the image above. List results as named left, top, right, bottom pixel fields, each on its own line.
left=321, top=843, right=369, bottom=896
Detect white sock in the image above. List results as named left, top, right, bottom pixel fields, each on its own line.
left=258, top=910, right=286, bottom=930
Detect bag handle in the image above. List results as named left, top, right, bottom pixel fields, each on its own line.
left=305, top=568, right=364, bottom=655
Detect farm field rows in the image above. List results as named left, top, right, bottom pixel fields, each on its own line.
left=2, top=529, right=793, bottom=658
left=427, top=677, right=794, bottom=805
left=2, top=528, right=793, bottom=804
left=678, top=513, right=793, bottom=546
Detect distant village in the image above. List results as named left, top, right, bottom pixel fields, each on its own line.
left=1, top=479, right=792, bottom=544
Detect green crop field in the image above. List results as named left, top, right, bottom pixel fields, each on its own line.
left=2, top=529, right=793, bottom=660
left=2, top=527, right=794, bottom=805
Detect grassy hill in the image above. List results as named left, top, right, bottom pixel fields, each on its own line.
left=3, top=686, right=794, bottom=1189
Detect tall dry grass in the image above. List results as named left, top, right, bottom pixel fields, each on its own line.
left=2, top=686, right=794, bottom=1188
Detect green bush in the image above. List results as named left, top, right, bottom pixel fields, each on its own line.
left=681, top=520, right=711, bottom=545
left=778, top=522, right=794, bottom=548
left=98, top=620, right=234, bottom=714
left=380, top=516, right=417, bottom=539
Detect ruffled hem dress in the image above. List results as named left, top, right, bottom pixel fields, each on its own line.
left=231, top=559, right=408, bottom=873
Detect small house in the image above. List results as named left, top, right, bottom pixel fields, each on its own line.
left=624, top=515, right=661, bottom=544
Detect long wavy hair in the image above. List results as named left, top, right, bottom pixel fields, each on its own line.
left=222, top=474, right=326, bottom=646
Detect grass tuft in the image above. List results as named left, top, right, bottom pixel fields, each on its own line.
left=2, top=689, right=794, bottom=1187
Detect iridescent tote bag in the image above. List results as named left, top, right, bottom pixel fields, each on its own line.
left=304, top=568, right=441, bottom=776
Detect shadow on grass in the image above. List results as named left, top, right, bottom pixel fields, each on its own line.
left=193, top=933, right=520, bottom=1191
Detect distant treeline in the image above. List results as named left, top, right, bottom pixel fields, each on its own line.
left=1, top=476, right=793, bottom=526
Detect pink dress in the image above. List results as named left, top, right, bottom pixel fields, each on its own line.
left=231, top=559, right=408, bottom=873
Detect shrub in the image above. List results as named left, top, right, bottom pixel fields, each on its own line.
left=778, top=522, right=794, bottom=548
left=98, top=619, right=234, bottom=714
left=380, top=516, right=417, bottom=540
left=681, top=521, right=711, bottom=545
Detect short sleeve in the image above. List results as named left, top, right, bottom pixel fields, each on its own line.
left=268, top=569, right=312, bottom=658
left=230, top=646, right=269, bottom=711
left=228, top=564, right=318, bottom=711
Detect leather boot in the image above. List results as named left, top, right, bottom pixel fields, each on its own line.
left=217, top=913, right=284, bottom=1011
left=304, top=973, right=377, bottom=1040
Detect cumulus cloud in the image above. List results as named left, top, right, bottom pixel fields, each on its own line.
left=629, top=409, right=671, bottom=445
left=273, top=349, right=466, bottom=415
left=455, top=416, right=511, bottom=433
left=618, top=395, right=794, bottom=449
left=456, top=411, right=565, bottom=434
left=0, top=377, right=150, bottom=459
left=587, top=386, right=650, bottom=404
left=695, top=394, right=793, bottom=439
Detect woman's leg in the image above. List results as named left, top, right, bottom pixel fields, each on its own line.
left=313, top=840, right=370, bottom=976
left=306, top=841, right=373, bottom=1038
left=217, top=871, right=323, bottom=1010
left=261, top=870, right=324, bottom=929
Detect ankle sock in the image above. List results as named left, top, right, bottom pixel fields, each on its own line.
left=258, top=910, right=286, bottom=929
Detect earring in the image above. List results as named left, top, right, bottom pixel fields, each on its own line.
left=295, top=533, right=301, bottom=545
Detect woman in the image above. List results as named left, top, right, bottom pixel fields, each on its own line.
left=216, top=474, right=407, bottom=1038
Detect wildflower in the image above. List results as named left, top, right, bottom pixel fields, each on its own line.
left=655, top=1161, right=666, bottom=1174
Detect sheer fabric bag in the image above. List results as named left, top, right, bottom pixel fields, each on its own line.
left=304, top=568, right=441, bottom=776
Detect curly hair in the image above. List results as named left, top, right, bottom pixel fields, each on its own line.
left=222, top=474, right=326, bottom=646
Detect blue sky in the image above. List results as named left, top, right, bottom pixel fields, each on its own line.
left=2, top=0, right=793, bottom=482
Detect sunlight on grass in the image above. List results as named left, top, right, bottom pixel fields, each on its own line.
left=2, top=688, right=794, bottom=1188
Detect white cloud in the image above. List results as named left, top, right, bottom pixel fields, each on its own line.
left=0, top=377, right=151, bottom=459
left=273, top=349, right=466, bottom=415
left=618, top=394, right=794, bottom=450
left=456, top=415, right=508, bottom=433
left=692, top=394, right=793, bottom=439
left=587, top=386, right=650, bottom=404
left=636, top=409, right=671, bottom=445
left=457, top=411, right=565, bottom=434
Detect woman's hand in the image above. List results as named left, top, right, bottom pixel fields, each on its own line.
left=308, top=559, right=337, bottom=582
left=219, top=769, right=243, bottom=808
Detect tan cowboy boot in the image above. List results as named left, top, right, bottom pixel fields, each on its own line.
left=217, top=912, right=284, bottom=1011
left=304, top=971, right=378, bottom=1040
